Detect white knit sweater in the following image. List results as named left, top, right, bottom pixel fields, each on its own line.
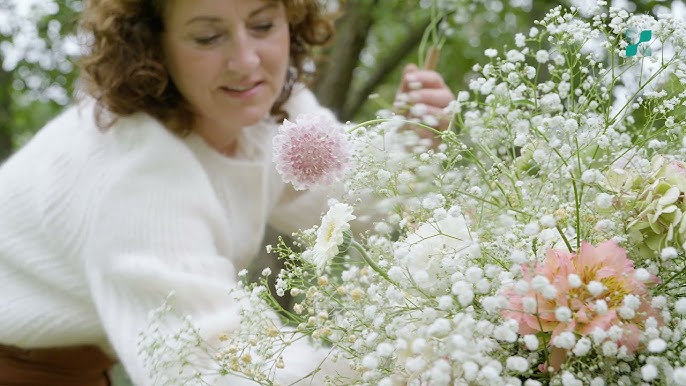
left=0, top=87, right=339, bottom=385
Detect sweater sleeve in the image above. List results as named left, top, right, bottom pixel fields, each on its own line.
left=80, top=118, right=343, bottom=385
left=80, top=125, right=242, bottom=384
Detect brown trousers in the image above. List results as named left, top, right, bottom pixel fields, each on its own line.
left=0, top=344, right=114, bottom=386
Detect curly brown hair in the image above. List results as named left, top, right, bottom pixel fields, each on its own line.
left=78, top=0, right=334, bottom=135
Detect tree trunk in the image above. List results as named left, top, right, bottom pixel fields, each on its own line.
left=313, top=0, right=377, bottom=118
left=342, top=17, right=431, bottom=120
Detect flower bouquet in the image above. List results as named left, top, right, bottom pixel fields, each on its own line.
left=143, top=2, right=686, bottom=385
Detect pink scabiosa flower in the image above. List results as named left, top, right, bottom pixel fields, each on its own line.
left=500, top=240, right=660, bottom=371
left=273, top=113, right=352, bottom=190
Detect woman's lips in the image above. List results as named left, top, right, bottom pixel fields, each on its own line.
left=220, top=82, right=263, bottom=98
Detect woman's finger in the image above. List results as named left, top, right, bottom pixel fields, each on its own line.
left=399, top=65, right=448, bottom=92
left=406, top=88, right=455, bottom=110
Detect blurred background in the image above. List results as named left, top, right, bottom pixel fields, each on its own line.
left=0, top=0, right=678, bottom=162
left=0, top=0, right=680, bottom=384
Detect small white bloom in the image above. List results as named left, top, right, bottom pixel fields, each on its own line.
left=608, top=325, right=623, bottom=342
left=475, top=278, right=490, bottom=294
left=485, top=48, right=498, bottom=57
left=429, top=318, right=452, bottom=338
left=553, top=331, right=576, bottom=349
left=376, top=169, right=391, bottom=184
left=421, top=194, right=444, bottom=210
left=376, top=342, right=394, bottom=357
left=523, top=334, right=539, bottom=351
left=591, top=327, right=607, bottom=344
left=524, top=221, right=541, bottom=235
left=648, top=338, right=667, bottom=353
left=594, top=219, right=615, bottom=232
left=651, top=296, right=666, bottom=309
left=482, top=295, right=505, bottom=313
left=661, top=247, right=678, bottom=261
left=522, top=297, right=537, bottom=313
left=531, top=275, right=549, bottom=291
left=541, top=285, right=557, bottom=300
left=623, top=294, right=640, bottom=310
left=572, top=337, right=592, bottom=356
left=463, top=361, right=479, bottom=381
left=506, top=49, right=525, bottom=62
left=673, top=367, right=686, bottom=385
left=411, top=338, right=426, bottom=354
left=514, top=33, right=526, bottom=47
left=412, top=270, right=430, bottom=287
left=539, top=215, right=556, bottom=228
left=555, top=306, right=572, bottom=322
left=567, top=274, right=582, bottom=288
left=642, top=364, right=658, bottom=381
left=405, top=356, right=426, bottom=373
left=438, top=295, right=453, bottom=310
left=374, top=221, right=393, bottom=235
left=590, top=377, right=605, bottom=386
left=561, top=371, right=583, bottom=386
left=587, top=281, right=605, bottom=296
left=601, top=340, right=618, bottom=356
left=494, top=322, right=518, bottom=343
left=535, top=50, right=550, bottom=63
left=595, top=299, right=608, bottom=314
left=618, top=306, right=635, bottom=320
left=675, top=298, right=686, bottom=314
left=595, top=193, right=612, bottom=209
left=458, top=288, right=475, bottom=306
left=479, top=365, right=501, bottom=381
left=514, top=279, right=530, bottom=294
left=362, top=354, right=379, bottom=369
left=634, top=268, right=651, bottom=282
left=581, top=169, right=601, bottom=184
left=506, top=356, right=529, bottom=372
left=465, top=267, right=484, bottom=283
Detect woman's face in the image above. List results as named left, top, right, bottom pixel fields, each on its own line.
left=161, top=0, right=290, bottom=152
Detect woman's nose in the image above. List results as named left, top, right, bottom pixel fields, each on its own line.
left=226, top=33, right=260, bottom=73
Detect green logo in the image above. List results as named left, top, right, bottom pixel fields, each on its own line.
left=625, top=28, right=652, bottom=57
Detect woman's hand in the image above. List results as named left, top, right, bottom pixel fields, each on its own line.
left=395, top=64, right=455, bottom=139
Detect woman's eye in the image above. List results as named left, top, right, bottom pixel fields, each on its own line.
left=194, top=35, right=221, bottom=46
left=251, top=23, right=273, bottom=32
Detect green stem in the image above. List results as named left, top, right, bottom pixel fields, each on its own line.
left=351, top=240, right=398, bottom=286
left=655, top=263, right=686, bottom=292
left=348, top=118, right=443, bottom=137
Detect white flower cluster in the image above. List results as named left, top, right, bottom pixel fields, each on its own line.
left=143, top=2, right=686, bottom=385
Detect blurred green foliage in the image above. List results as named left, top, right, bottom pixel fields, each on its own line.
left=0, top=0, right=675, bottom=160
left=0, top=0, right=81, bottom=158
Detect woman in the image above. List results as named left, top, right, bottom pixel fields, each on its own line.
left=0, top=0, right=454, bottom=385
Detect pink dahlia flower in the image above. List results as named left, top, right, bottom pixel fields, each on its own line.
left=273, top=113, right=351, bottom=190
left=501, top=240, right=660, bottom=370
